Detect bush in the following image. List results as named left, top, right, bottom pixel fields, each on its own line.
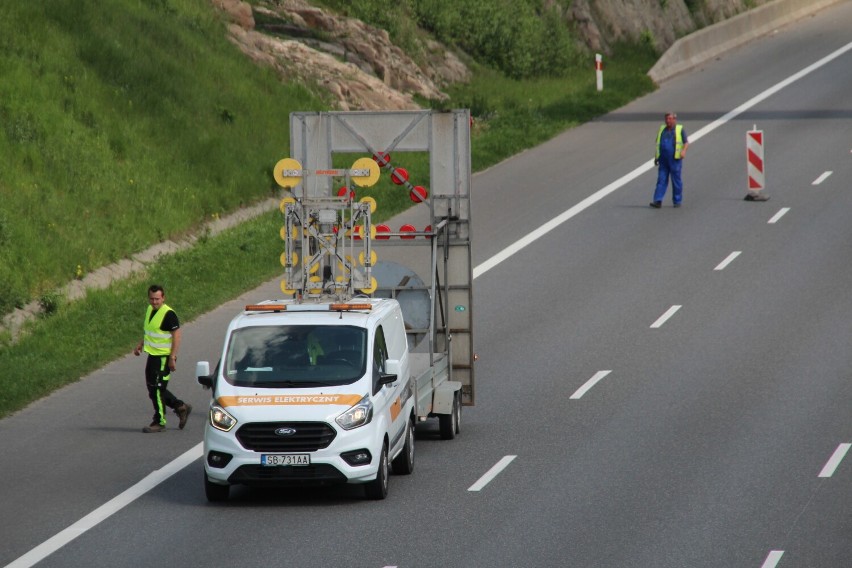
left=411, top=0, right=579, bottom=79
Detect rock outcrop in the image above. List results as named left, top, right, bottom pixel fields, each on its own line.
left=213, top=0, right=770, bottom=110
left=214, top=0, right=469, bottom=111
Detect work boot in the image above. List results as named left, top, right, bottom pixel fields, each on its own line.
left=176, top=404, right=192, bottom=430
left=143, top=422, right=166, bottom=433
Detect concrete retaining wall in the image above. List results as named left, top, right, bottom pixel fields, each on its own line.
left=648, top=0, right=845, bottom=83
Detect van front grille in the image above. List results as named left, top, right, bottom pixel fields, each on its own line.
left=236, top=422, right=336, bottom=452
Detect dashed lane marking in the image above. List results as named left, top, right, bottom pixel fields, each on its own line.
left=818, top=443, right=851, bottom=478
left=761, top=550, right=784, bottom=568
left=650, top=305, right=682, bottom=328
left=571, top=371, right=613, bottom=400
left=811, top=171, right=832, bottom=185
left=468, top=456, right=517, bottom=492
left=714, top=251, right=742, bottom=271
left=768, top=208, right=790, bottom=224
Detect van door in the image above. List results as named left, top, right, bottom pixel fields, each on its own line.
left=371, top=325, right=405, bottom=446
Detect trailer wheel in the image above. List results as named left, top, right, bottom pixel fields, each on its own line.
left=204, top=473, right=230, bottom=503
left=392, top=418, right=415, bottom=475
left=365, top=442, right=389, bottom=500
left=439, top=391, right=460, bottom=440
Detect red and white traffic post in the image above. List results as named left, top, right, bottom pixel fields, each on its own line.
left=745, top=125, right=769, bottom=201
left=595, top=54, right=603, bottom=91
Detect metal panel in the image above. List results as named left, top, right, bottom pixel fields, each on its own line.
left=287, top=110, right=475, bottom=404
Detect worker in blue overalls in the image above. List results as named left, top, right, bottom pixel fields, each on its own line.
left=650, top=112, right=690, bottom=208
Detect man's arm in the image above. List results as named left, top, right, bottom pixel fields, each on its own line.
left=168, top=328, right=182, bottom=371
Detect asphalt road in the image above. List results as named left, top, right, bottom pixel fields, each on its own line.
left=2, top=3, right=852, bottom=567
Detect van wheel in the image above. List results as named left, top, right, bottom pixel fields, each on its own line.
left=204, top=473, right=230, bottom=502
left=392, top=419, right=415, bottom=475
left=365, top=442, right=389, bottom=500
left=439, top=391, right=460, bottom=440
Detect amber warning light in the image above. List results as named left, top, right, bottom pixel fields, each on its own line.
left=244, top=304, right=372, bottom=312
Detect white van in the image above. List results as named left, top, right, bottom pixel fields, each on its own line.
left=196, top=298, right=415, bottom=501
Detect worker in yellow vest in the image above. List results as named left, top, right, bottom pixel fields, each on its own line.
left=133, top=284, right=191, bottom=433
left=650, top=112, right=690, bottom=208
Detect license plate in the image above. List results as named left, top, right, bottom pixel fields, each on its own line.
left=261, top=454, right=310, bottom=467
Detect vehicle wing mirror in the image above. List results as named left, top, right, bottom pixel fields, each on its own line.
left=196, top=361, right=213, bottom=388
left=379, top=359, right=401, bottom=386
left=385, top=359, right=401, bottom=376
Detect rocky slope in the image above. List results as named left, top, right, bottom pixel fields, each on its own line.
left=213, top=0, right=768, bottom=111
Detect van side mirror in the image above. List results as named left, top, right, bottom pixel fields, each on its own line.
left=196, top=361, right=213, bottom=388
left=385, top=359, right=401, bottom=376
left=378, top=372, right=397, bottom=386
left=379, top=359, right=401, bottom=386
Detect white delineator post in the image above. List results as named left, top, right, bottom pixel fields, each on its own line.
left=595, top=54, right=603, bottom=91
left=745, top=125, right=769, bottom=201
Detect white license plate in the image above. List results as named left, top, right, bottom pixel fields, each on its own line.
left=261, top=454, right=310, bottom=467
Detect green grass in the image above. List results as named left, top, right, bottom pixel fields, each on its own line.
left=0, top=2, right=658, bottom=418
left=446, top=43, right=657, bottom=170
left=0, top=0, right=323, bottom=312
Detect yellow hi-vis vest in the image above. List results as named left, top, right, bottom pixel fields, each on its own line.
left=656, top=124, right=684, bottom=159
left=143, top=304, right=174, bottom=356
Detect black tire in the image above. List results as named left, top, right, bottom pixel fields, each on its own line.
left=439, top=391, right=460, bottom=440
left=365, top=442, right=389, bottom=500
left=204, top=472, right=230, bottom=502
left=454, top=391, right=462, bottom=435
left=391, top=419, right=415, bottom=475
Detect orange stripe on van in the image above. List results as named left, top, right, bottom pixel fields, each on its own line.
left=390, top=396, right=402, bottom=421
left=218, top=394, right=363, bottom=407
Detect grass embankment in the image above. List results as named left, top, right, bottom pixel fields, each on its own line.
left=0, top=0, right=657, bottom=418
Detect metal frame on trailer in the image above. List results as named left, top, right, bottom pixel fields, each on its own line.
left=289, top=110, right=475, bottom=405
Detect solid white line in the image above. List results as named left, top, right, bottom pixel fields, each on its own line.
left=714, top=251, right=742, bottom=271
left=761, top=550, right=784, bottom=568
left=570, top=370, right=613, bottom=399
left=3, top=443, right=203, bottom=568
left=768, top=208, right=790, bottom=224
left=472, top=164, right=653, bottom=278
left=650, top=305, right=682, bottom=328
left=812, top=171, right=833, bottom=185
left=818, top=443, right=851, bottom=478
left=468, top=455, right=517, bottom=492
left=472, top=41, right=852, bottom=280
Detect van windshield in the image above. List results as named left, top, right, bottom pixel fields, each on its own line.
left=223, top=325, right=368, bottom=388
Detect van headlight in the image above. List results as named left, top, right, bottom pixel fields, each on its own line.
left=210, top=404, right=237, bottom=432
left=336, top=395, right=373, bottom=430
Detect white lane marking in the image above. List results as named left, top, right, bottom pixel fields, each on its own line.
left=818, top=443, right=851, bottom=478
left=812, top=171, right=833, bottom=185
left=473, top=164, right=653, bottom=278
left=714, top=251, right=742, bottom=271
left=4, top=444, right=203, bottom=568
left=471, top=40, right=852, bottom=279
left=650, top=305, right=682, bottom=328
left=768, top=208, right=790, bottom=224
left=761, top=550, right=784, bottom=568
left=13, top=39, right=852, bottom=568
left=468, top=455, right=517, bottom=492
left=570, top=370, right=613, bottom=399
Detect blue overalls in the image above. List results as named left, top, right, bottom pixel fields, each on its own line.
left=653, top=125, right=686, bottom=205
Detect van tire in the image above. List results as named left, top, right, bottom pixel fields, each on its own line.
left=392, top=419, right=415, bottom=475
left=439, top=391, right=460, bottom=440
left=365, top=442, right=389, bottom=500
left=204, top=473, right=230, bottom=502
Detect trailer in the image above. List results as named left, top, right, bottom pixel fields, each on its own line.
left=281, top=109, right=475, bottom=435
